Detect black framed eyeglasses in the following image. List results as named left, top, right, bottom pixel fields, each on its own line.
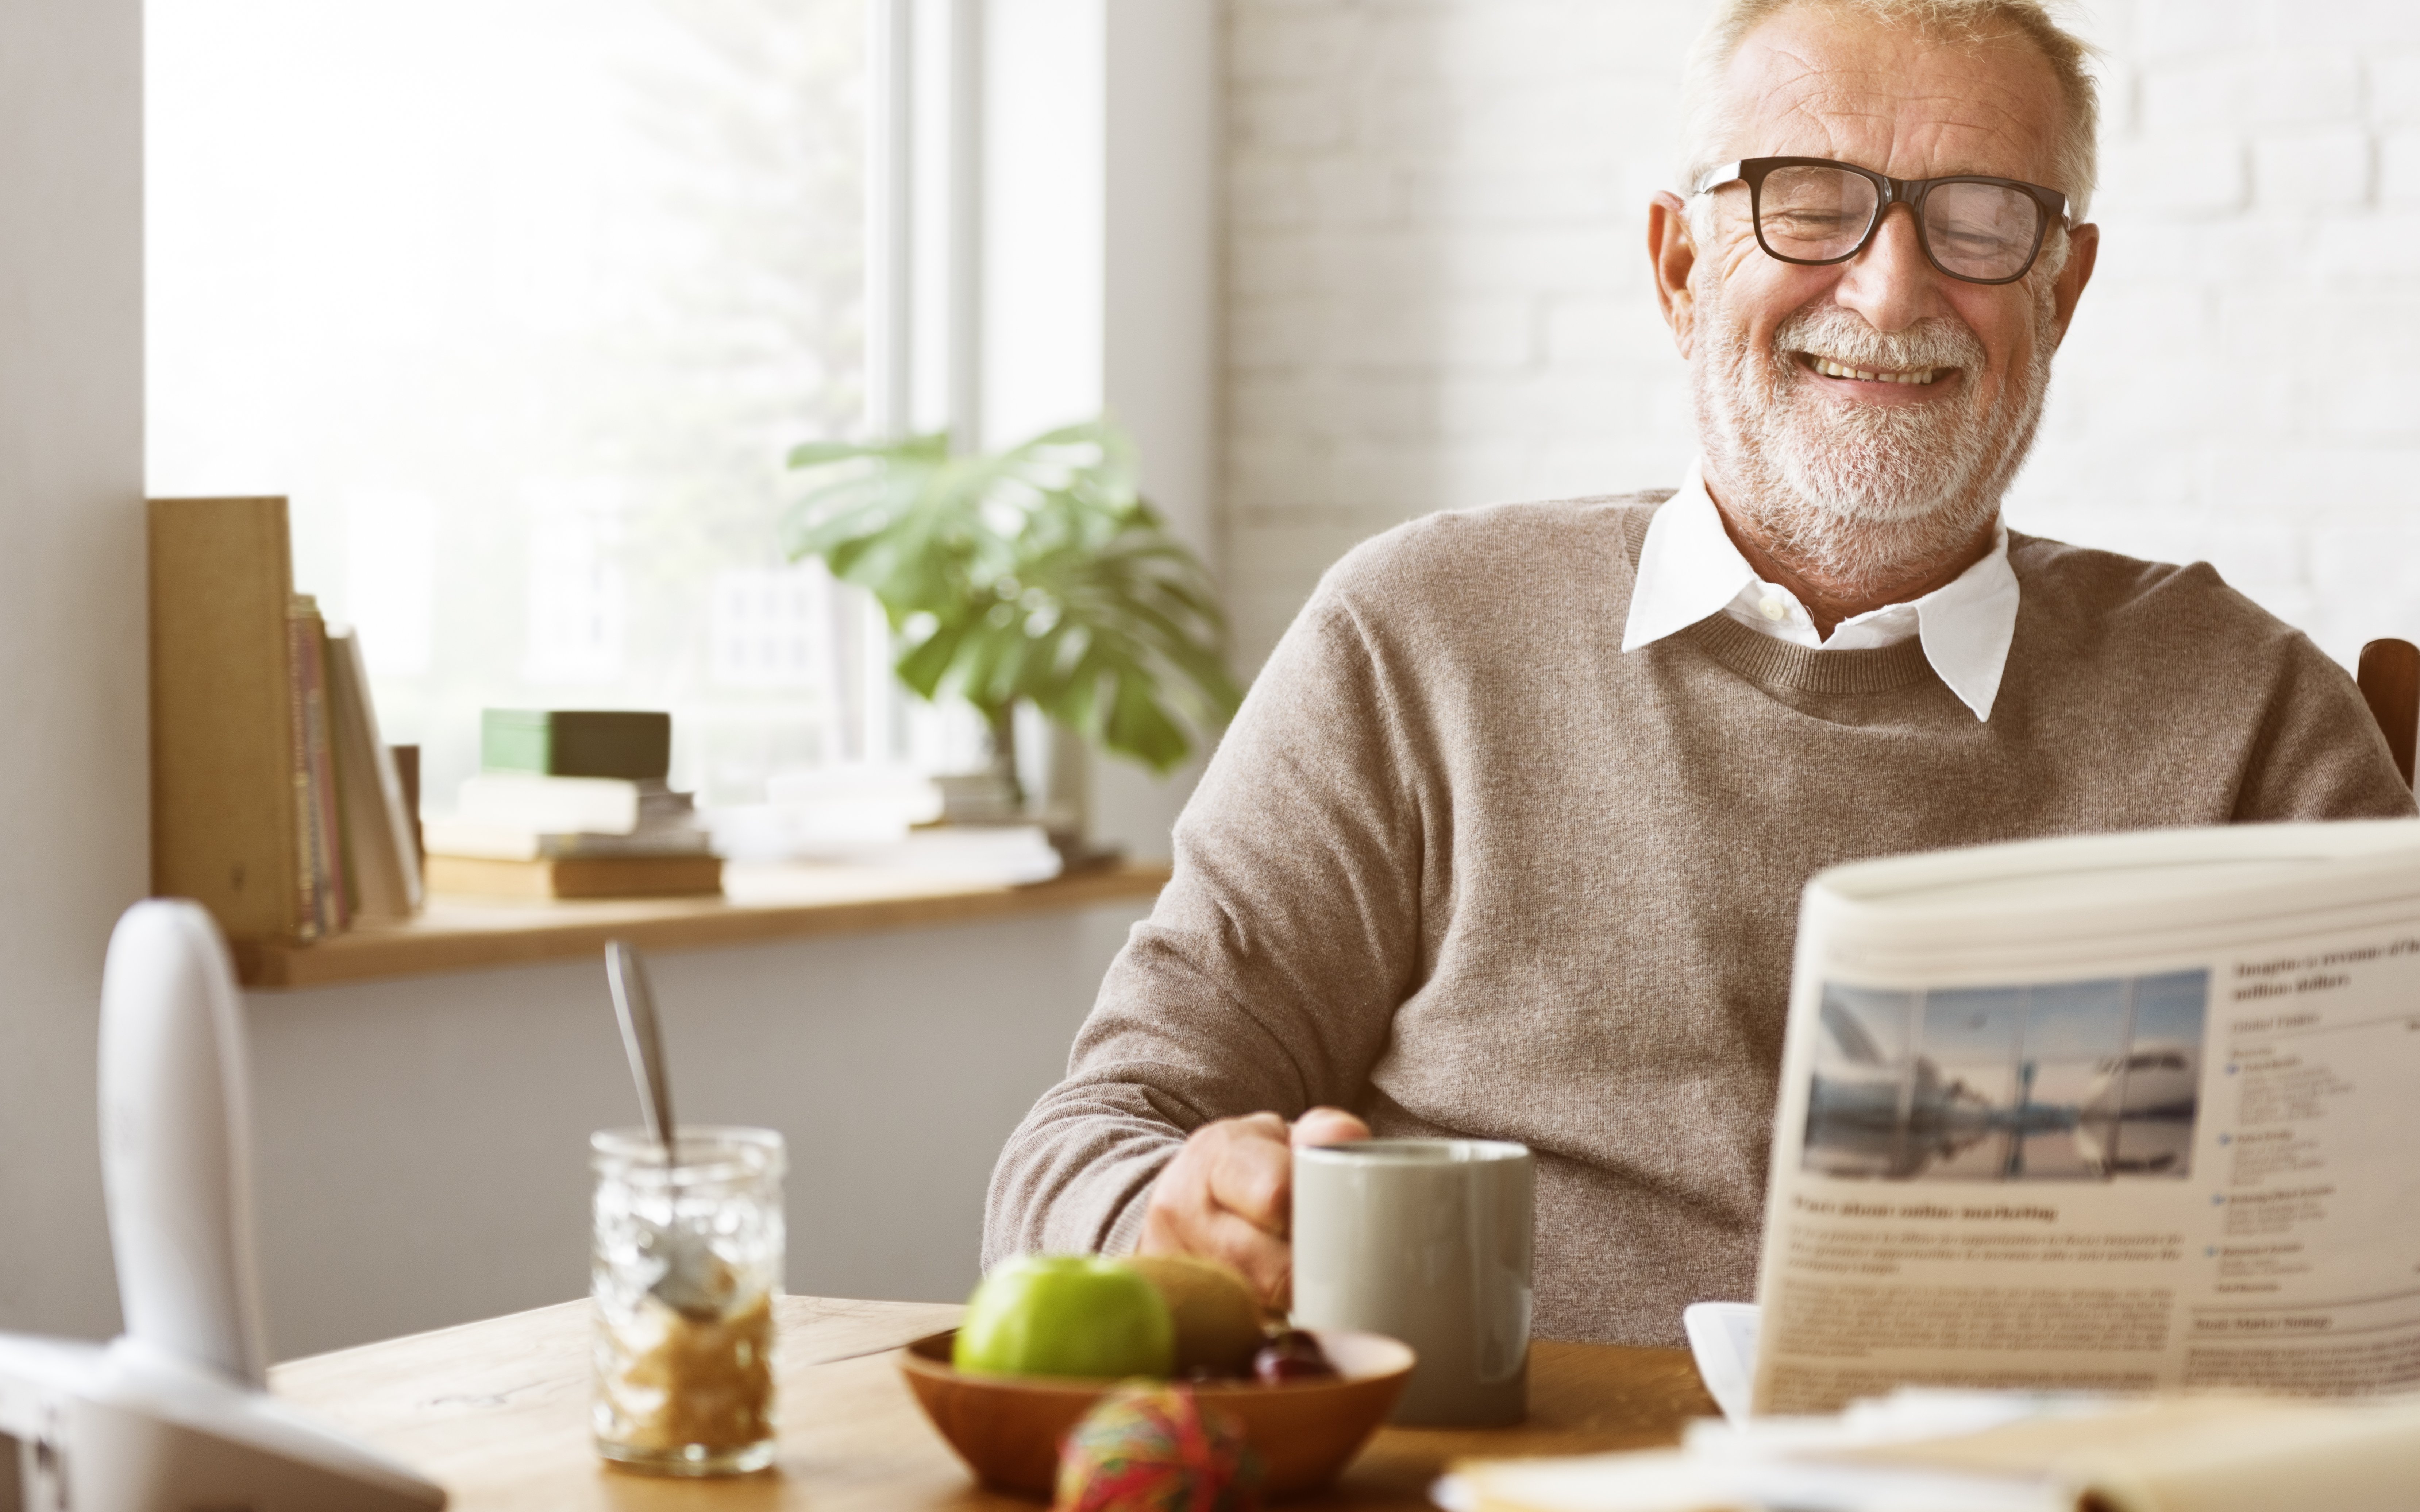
left=1691, top=156, right=2070, bottom=286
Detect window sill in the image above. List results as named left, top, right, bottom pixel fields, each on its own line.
left=234, top=860, right=1171, bottom=991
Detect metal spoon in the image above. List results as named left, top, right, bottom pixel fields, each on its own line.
left=606, top=940, right=731, bottom=1322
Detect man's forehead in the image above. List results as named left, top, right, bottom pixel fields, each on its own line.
left=1719, top=8, right=2065, bottom=186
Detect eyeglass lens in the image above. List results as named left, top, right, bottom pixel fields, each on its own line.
left=1757, top=163, right=2042, bottom=282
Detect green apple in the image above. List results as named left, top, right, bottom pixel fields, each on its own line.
left=953, top=1255, right=1175, bottom=1380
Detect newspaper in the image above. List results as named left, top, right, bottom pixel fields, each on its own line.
left=1752, top=820, right=2420, bottom=1416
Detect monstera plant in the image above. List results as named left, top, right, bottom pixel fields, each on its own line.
left=782, top=420, right=1242, bottom=798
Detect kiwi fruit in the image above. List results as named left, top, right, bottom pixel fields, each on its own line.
left=1126, top=1254, right=1266, bottom=1376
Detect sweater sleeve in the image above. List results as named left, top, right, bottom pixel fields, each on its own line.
left=980, top=584, right=1426, bottom=1268
left=2233, top=634, right=2420, bottom=823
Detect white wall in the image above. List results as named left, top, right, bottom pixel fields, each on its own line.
left=0, top=0, right=147, bottom=1340
left=2023, top=3, right=2420, bottom=662
left=244, top=902, right=1147, bottom=1360
left=1224, top=0, right=2420, bottom=671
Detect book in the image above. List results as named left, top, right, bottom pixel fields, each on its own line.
left=423, top=854, right=723, bottom=900
left=431, top=773, right=709, bottom=865
left=388, top=744, right=424, bottom=863
left=1743, top=820, right=2420, bottom=1416
left=149, top=497, right=320, bottom=943
left=480, top=709, right=671, bottom=781
left=286, top=596, right=345, bottom=938
left=452, top=772, right=651, bottom=836
left=419, top=819, right=713, bottom=862
left=322, top=627, right=423, bottom=921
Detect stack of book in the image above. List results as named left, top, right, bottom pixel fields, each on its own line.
left=421, top=710, right=721, bottom=899
left=151, top=497, right=425, bottom=948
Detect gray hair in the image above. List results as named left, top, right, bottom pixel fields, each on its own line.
left=1675, top=0, right=2101, bottom=221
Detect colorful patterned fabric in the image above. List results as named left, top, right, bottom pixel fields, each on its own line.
left=1053, top=1384, right=1262, bottom=1512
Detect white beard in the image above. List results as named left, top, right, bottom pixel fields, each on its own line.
left=1692, top=277, right=2058, bottom=598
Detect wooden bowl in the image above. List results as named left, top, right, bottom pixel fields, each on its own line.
left=897, top=1327, right=1414, bottom=1500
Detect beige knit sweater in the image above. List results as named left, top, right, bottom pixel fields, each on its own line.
left=982, top=495, right=2417, bottom=1346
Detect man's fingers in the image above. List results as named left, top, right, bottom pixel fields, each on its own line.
left=1204, top=1123, right=1295, bottom=1231
left=1136, top=1108, right=1369, bottom=1311
left=1196, top=1109, right=1371, bottom=1235
left=1171, top=1204, right=1293, bottom=1307
left=1290, top=1107, right=1372, bottom=1148
left=1139, top=1129, right=1294, bottom=1306
left=1139, top=1114, right=1295, bottom=1254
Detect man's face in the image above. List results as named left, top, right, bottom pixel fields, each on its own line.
left=1663, top=8, right=2097, bottom=590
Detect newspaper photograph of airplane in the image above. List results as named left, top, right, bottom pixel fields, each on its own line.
left=1800, top=969, right=2209, bottom=1182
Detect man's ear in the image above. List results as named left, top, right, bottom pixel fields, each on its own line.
left=2049, top=221, right=2099, bottom=345
left=1648, top=190, right=1699, bottom=358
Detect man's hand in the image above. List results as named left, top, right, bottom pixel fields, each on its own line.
left=1136, top=1107, right=1370, bottom=1309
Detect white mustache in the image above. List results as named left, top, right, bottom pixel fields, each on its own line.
left=1689, top=269, right=2058, bottom=596
left=1772, top=307, right=1985, bottom=375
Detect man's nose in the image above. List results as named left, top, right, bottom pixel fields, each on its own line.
left=1829, top=202, right=1940, bottom=333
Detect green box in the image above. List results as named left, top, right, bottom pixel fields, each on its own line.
left=481, top=710, right=672, bottom=781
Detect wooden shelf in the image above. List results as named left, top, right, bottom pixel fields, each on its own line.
left=235, top=861, right=1171, bottom=990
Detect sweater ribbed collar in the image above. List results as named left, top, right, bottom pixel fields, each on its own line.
left=1680, top=613, right=1936, bottom=693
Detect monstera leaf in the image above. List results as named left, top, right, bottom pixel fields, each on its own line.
left=783, top=420, right=1241, bottom=774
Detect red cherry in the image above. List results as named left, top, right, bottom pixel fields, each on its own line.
left=1251, top=1330, right=1339, bottom=1385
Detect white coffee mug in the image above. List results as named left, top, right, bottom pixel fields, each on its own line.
left=1291, top=1138, right=1534, bottom=1426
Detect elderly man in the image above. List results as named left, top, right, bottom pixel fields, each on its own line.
left=983, top=0, right=2416, bottom=1346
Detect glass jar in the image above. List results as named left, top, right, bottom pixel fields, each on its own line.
left=591, top=1125, right=786, bottom=1475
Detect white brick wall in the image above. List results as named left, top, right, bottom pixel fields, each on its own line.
left=1223, top=0, right=2420, bottom=671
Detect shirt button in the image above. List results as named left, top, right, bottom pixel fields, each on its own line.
left=1759, top=595, right=1790, bottom=622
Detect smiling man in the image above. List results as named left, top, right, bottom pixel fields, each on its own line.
left=983, top=0, right=2417, bottom=1346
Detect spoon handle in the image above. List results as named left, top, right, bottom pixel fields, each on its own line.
left=606, top=940, right=677, bottom=1159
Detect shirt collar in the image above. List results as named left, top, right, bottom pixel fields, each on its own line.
left=1620, top=460, right=2021, bottom=722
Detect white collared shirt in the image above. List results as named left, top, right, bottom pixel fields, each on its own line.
left=1619, top=461, right=2021, bottom=721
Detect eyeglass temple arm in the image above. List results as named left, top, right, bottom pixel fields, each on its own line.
left=1689, top=161, right=1745, bottom=196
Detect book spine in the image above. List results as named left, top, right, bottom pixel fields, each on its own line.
left=308, top=604, right=349, bottom=933
left=323, top=627, right=423, bottom=920
left=391, top=743, right=424, bottom=881
left=287, top=597, right=346, bottom=937
left=323, top=629, right=364, bottom=923
left=283, top=599, right=321, bottom=941
left=149, top=496, right=308, bottom=944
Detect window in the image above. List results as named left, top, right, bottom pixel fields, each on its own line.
left=149, top=0, right=884, bottom=806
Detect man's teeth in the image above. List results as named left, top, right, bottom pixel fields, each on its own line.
left=1810, top=357, right=1941, bottom=384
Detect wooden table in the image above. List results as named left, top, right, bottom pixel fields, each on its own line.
left=273, top=1296, right=1718, bottom=1510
